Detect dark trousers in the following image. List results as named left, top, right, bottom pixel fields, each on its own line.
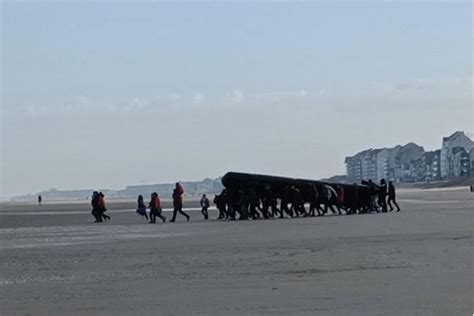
left=91, top=209, right=102, bottom=222
left=150, top=209, right=166, bottom=223
left=378, top=196, right=388, bottom=212
left=325, top=198, right=341, bottom=215
left=101, top=209, right=110, bottom=221
left=201, top=207, right=209, bottom=220
left=270, top=204, right=280, bottom=218
left=309, top=202, right=324, bottom=216
left=387, top=196, right=400, bottom=211
left=250, top=204, right=261, bottom=219
left=217, top=205, right=227, bottom=219
left=281, top=201, right=292, bottom=217
left=171, top=206, right=189, bottom=222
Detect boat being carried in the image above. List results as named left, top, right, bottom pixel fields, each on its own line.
left=221, top=171, right=370, bottom=211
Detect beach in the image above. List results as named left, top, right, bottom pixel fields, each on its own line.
left=0, top=187, right=472, bottom=315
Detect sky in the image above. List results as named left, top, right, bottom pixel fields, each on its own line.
left=1, top=1, right=473, bottom=199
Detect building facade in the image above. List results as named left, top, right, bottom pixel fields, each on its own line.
left=440, top=131, right=473, bottom=179
left=344, top=132, right=474, bottom=183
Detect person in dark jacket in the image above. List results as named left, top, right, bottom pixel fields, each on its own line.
left=136, top=195, right=148, bottom=220
left=214, top=189, right=228, bottom=219
left=308, top=185, right=323, bottom=216
left=200, top=194, right=210, bottom=220
left=246, top=188, right=260, bottom=220
left=261, top=185, right=280, bottom=218
left=280, top=186, right=293, bottom=217
left=378, top=179, right=388, bottom=212
left=170, top=183, right=190, bottom=222
left=291, top=186, right=306, bottom=217
left=367, top=180, right=379, bottom=213
left=346, top=183, right=359, bottom=215
left=91, top=191, right=101, bottom=222
left=323, top=184, right=341, bottom=215
left=98, top=192, right=111, bottom=221
left=387, top=181, right=401, bottom=212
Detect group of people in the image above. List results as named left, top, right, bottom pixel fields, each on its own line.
left=92, top=179, right=401, bottom=223
left=135, top=183, right=190, bottom=223
left=91, top=191, right=110, bottom=222
left=213, top=179, right=401, bottom=221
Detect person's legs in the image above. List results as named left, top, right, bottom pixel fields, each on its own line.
left=178, top=207, right=190, bottom=221
left=170, top=208, right=178, bottom=222
left=393, top=198, right=401, bottom=212
left=218, top=206, right=225, bottom=219
left=299, top=203, right=308, bottom=216
left=387, top=197, right=394, bottom=211
left=271, top=205, right=279, bottom=218
left=97, top=209, right=105, bottom=222
left=292, top=204, right=299, bottom=217
left=276, top=201, right=284, bottom=218
left=282, top=202, right=292, bottom=217
left=370, top=196, right=378, bottom=213
left=92, top=209, right=101, bottom=222
left=316, top=203, right=324, bottom=216
left=102, top=210, right=110, bottom=221
left=203, top=207, right=208, bottom=220
left=351, top=202, right=358, bottom=214
left=157, top=213, right=166, bottom=222
left=272, top=204, right=279, bottom=218
left=250, top=204, right=259, bottom=219
left=259, top=204, right=269, bottom=219
left=329, top=204, right=337, bottom=215
left=381, top=198, right=388, bottom=212
left=228, top=205, right=236, bottom=220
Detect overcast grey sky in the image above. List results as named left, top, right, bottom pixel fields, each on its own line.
left=1, top=1, right=472, bottom=199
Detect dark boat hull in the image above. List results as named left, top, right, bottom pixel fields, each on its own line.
left=221, top=171, right=369, bottom=208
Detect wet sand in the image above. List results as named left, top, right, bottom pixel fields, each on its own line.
left=1, top=188, right=473, bottom=315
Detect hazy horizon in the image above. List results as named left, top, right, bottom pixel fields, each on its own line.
left=1, top=1, right=473, bottom=199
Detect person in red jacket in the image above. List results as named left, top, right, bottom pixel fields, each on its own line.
left=98, top=192, right=111, bottom=221
left=336, top=185, right=345, bottom=213
left=170, top=182, right=190, bottom=222
left=149, top=192, right=166, bottom=223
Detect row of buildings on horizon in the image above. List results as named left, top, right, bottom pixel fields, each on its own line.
left=345, top=131, right=474, bottom=184
left=11, top=178, right=224, bottom=202
left=10, top=131, right=473, bottom=202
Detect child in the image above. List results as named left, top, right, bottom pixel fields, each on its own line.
left=200, top=194, right=210, bottom=220
left=136, top=195, right=148, bottom=220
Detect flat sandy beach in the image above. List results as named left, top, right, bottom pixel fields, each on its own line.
left=1, top=187, right=472, bottom=315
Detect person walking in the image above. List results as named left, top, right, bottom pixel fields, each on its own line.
left=91, top=191, right=102, bottom=222
left=98, top=192, right=111, bottom=221
left=378, top=179, right=388, bottom=212
left=387, top=181, right=401, bottom=212
left=170, top=183, right=190, bottom=222
left=214, top=189, right=228, bottom=219
left=367, top=180, right=379, bottom=213
left=323, top=184, right=341, bottom=215
left=149, top=192, right=166, bottom=223
left=200, top=194, right=210, bottom=220
left=136, top=195, right=148, bottom=221
left=336, top=185, right=345, bottom=214
left=38, top=195, right=42, bottom=206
